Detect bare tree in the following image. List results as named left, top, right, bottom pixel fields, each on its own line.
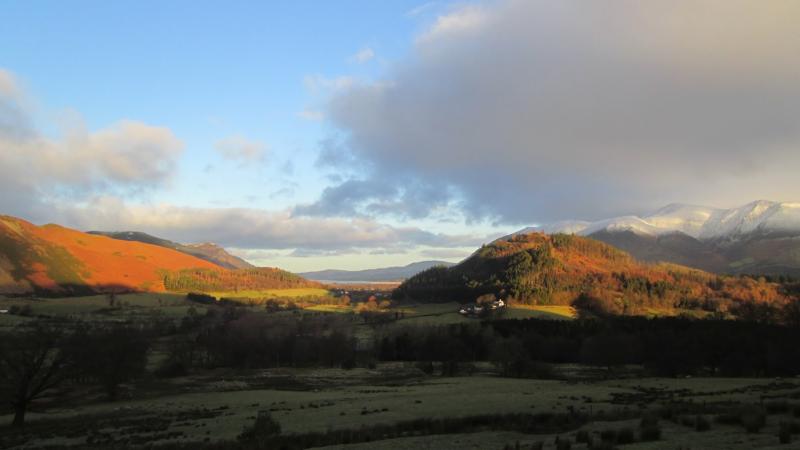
left=0, top=322, right=70, bottom=427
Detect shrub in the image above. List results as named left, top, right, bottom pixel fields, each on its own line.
left=680, top=415, right=695, bottom=427
left=555, top=435, right=571, bottom=450
left=600, top=429, right=617, bottom=443
left=641, top=412, right=660, bottom=427
left=741, top=408, right=766, bottom=433
left=640, top=425, right=661, bottom=441
left=779, top=422, right=792, bottom=444
left=695, top=415, right=711, bottom=432
left=589, top=441, right=614, bottom=450
left=416, top=361, right=434, bottom=375
left=238, top=411, right=282, bottom=445
left=617, top=427, right=635, bottom=444
left=186, top=292, right=216, bottom=304
left=575, top=430, right=590, bottom=443
left=767, top=401, right=789, bottom=414
left=715, top=411, right=740, bottom=425
left=793, top=404, right=800, bottom=418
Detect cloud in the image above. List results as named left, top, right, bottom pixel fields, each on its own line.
left=297, top=108, right=324, bottom=121
left=214, top=135, right=267, bottom=164
left=419, top=248, right=471, bottom=260
left=417, top=5, right=486, bottom=43
left=304, top=75, right=356, bottom=93
left=349, top=47, right=375, bottom=64
left=406, top=2, right=438, bottom=17
left=318, top=0, right=800, bottom=224
left=55, top=196, right=493, bottom=253
left=0, top=70, right=183, bottom=219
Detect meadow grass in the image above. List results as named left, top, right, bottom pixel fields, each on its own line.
left=207, top=288, right=330, bottom=299
left=3, top=370, right=797, bottom=449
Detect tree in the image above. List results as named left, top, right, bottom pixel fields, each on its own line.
left=69, top=325, right=150, bottom=400
left=0, top=322, right=71, bottom=427
left=781, top=299, right=800, bottom=328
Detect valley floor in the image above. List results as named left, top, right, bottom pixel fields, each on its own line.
left=2, top=366, right=800, bottom=449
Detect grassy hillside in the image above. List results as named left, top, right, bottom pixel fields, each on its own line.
left=89, top=231, right=254, bottom=269
left=394, top=232, right=794, bottom=316
left=0, top=216, right=220, bottom=294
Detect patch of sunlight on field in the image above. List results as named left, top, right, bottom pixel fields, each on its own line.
left=305, top=304, right=355, bottom=313
left=507, top=304, right=577, bottom=320
left=208, top=288, right=330, bottom=299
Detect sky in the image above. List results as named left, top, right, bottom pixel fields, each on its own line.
left=2, top=0, right=800, bottom=271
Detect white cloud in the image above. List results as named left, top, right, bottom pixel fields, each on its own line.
left=297, top=108, right=324, bottom=121
left=406, top=2, right=437, bottom=18
left=214, top=135, right=267, bottom=164
left=0, top=68, right=184, bottom=220
left=303, top=75, right=356, bottom=93
left=349, top=47, right=375, bottom=64
left=417, top=5, right=486, bottom=43
left=0, top=69, right=22, bottom=98
left=54, top=196, right=493, bottom=253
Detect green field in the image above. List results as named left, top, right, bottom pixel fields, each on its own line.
left=2, top=366, right=798, bottom=449
left=4, top=293, right=799, bottom=449
left=206, top=287, right=331, bottom=300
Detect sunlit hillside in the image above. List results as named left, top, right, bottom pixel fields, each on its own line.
left=395, top=232, right=794, bottom=317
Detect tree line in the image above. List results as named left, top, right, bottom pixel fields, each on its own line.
left=161, top=267, right=319, bottom=292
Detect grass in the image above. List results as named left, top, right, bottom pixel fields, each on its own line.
left=0, top=293, right=198, bottom=322
left=504, top=305, right=576, bottom=320
left=4, top=371, right=798, bottom=449
left=206, top=288, right=330, bottom=299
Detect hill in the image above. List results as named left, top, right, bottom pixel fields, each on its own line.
left=299, top=260, right=455, bottom=282
left=394, top=232, right=795, bottom=317
left=0, top=215, right=219, bottom=294
left=88, top=231, right=254, bottom=269
left=0, top=215, right=318, bottom=295
left=518, top=201, right=800, bottom=276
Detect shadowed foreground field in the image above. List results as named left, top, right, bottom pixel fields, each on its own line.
left=2, top=368, right=799, bottom=449
left=2, top=293, right=800, bottom=449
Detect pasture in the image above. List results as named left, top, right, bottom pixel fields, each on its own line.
left=2, top=367, right=799, bottom=449
left=4, top=293, right=800, bottom=449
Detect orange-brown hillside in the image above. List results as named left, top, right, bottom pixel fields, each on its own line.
left=395, top=232, right=794, bottom=315
left=0, top=215, right=220, bottom=294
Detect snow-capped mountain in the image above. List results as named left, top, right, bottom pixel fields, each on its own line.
left=531, top=201, right=800, bottom=241
left=516, top=201, right=800, bottom=276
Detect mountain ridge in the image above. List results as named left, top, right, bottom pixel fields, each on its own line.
left=88, top=231, right=254, bottom=270
left=528, top=200, right=800, bottom=240
left=300, top=260, right=455, bottom=282
left=0, top=215, right=315, bottom=295
left=516, top=200, right=800, bottom=276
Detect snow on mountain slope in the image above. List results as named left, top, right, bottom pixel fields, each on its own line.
left=644, top=204, right=720, bottom=237
left=699, top=201, right=800, bottom=239
left=520, top=201, right=800, bottom=241
left=516, top=220, right=590, bottom=236
left=580, top=216, right=664, bottom=236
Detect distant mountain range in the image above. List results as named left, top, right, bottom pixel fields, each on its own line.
left=300, top=260, right=455, bottom=282
left=88, top=231, right=254, bottom=270
left=516, top=200, right=800, bottom=276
